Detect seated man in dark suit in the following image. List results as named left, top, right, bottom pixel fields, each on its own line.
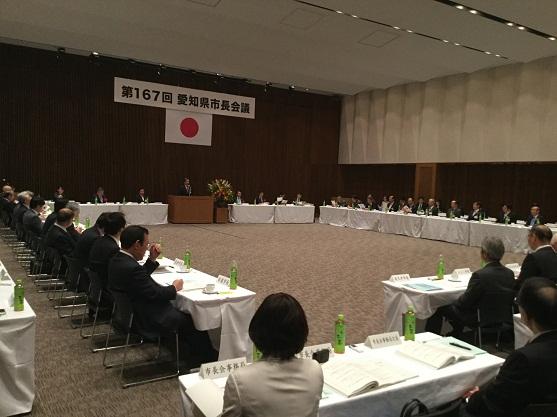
left=496, top=203, right=518, bottom=224
left=526, top=204, right=544, bottom=226
left=177, top=178, right=192, bottom=196
left=22, top=196, right=45, bottom=236
left=12, top=191, right=33, bottom=232
left=108, top=225, right=217, bottom=365
left=467, top=201, right=486, bottom=221
left=92, top=186, right=108, bottom=204
left=43, top=198, right=68, bottom=236
left=462, top=277, right=557, bottom=417
left=136, top=187, right=147, bottom=203
left=89, top=212, right=126, bottom=313
left=73, top=213, right=109, bottom=269
left=448, top=200, right=463, bottom=218
left=516, top=225, right=557, bottom=289
left=425, top=198, right=439, bottom=216
left=53, top=185, right=64, bottom=200
left=412, top=197, right=426, bottom=214
left=366, top=194, right=378, bottom=210
left=44, top=208, right=76, bottom=258
left=387, top=195, right=398, bottom=212
left=426, top=236, right=515, bottom=337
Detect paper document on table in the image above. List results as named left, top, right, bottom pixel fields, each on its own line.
left=185, top=379, right=223, bottom=417
left=182, top=280, right=208, bottom=291
left=426, top=337, right=486, bottom=356
left=403, top=283, right=442, bottom=291
left=398, top=340, right=474, bottom=369
left=322, top=360, right=417, bottom=397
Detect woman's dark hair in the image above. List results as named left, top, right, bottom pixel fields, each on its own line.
left=249, top=293, right=308, bottom=360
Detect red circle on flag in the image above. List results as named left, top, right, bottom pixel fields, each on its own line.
left=180, top=118, right=199, bottom=138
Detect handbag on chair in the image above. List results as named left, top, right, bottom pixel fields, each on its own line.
left=400, top=398, right=463, bottom=417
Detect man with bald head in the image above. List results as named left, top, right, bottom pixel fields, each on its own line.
left=515, top=225, right=557, bottom=290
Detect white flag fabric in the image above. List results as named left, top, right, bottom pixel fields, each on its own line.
left=165, top=109, right=212, bottom=146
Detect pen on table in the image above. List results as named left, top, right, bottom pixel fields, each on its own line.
left=349, top=344, right=363, bottom=353
left=449, top=342, right=472, bottom=350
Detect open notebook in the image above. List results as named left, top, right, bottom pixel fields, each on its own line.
left=398, top=340, right=475, bottom=369
left=322, top=360, right=417, bottom=397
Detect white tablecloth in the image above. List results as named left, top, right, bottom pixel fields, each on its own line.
left=381, top=212, right=423, bottom=238
left=178, top=333, right=503, bottom=417
left=273, top=205, right=315, bottom=224
left=383, top=274, right=471, bottom=333
left=420, top=216, right=470, bottom=246
left=78, top=203, right=121, bottom=224
left=0, top=261, right=36, bottom=416
left=513, top=313, right=533, bottom=349
left=228, top=204, right=275, bottom=224
left=319, top=206, right=348, bottom=227
left=346, top=209, right=381, bottom=231
left=120, top=203, right=168, bottom=225
left=151, top=267, right=255, bottom=360
left=469, top=222, right=529, bottom=254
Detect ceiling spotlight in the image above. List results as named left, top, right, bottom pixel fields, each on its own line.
left=495, top=54, right=501, bottom=57
left=518, top=26, right=525, bottom=30
left=442, top=39, right=449, bottom=43
left=455, top=5, right=465, bottom=10
left=406, top=29, right=413, bottom=33
left=469, top=9, right=478, bottom=14
left=393, top=26, right=400, bottom=30
left=289, top=85, right=296, bottom=90
left=335, top=10, right=342, bottom=14
left=57, top=47, right=66, bottom=53
left=485, top=51, right=492, bottom=54
left=454, top=42, right=460, bottom=46
left=549, top=37, right=556, bottom=41
left=304, top=88, right=309, bottom=91
left=91, top=51, right=99, bottom=56
left=506, top=22, right=514, bottom=27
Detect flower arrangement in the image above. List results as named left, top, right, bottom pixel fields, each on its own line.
left=208, top=179, right=234, bottom=207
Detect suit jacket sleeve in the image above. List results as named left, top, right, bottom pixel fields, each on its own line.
left=57, top=233, right=76, bottom=256
left=128, top=264, right=176, bottom=302
left=144, top=258, right=159, bottom=275
left=222, top=374, right=242, bottom=417
left=516, top=253, right=537, bottom=289
left=466, top=351, right=530, bottom=417
left=455, top=273, right=482, bottom=311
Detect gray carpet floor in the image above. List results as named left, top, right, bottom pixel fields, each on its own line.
left=1, top=223, right=525, bottom=417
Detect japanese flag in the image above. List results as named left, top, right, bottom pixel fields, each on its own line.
left=165, top=109, right=212, bottom=146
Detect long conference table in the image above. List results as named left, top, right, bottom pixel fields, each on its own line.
left=46, top=201, right=168, bottom=225
left=149, top=260, right=256, bottom=360
left=178, top=332, right=504, bottom=417
left=320, top=206, right=534, bottom=253
left=229, top=204, right=315, bottom=224
left=0, top=261, right=36, bottom=416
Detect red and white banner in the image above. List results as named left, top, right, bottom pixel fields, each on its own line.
left=165, top=110, right=212, bottom=146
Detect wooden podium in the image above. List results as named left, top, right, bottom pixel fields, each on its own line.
left=168, top=195, right=213, bottom=224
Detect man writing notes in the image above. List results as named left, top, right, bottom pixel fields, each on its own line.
left=108, top=226, right=216, bottom=366
left=178, top=178, right=192, bottom=196
left=462, top=278, right=557, bottom=417
left=425, top=237, right=515, bottom=337
left=515, top=225, right=557, bottom=289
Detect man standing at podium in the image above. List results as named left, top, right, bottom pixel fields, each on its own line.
left=178, top=178, right=192, bottom=196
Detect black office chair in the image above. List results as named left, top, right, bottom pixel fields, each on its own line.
left=57, top=255, right=87, bottom=321
left=103, top=289, right=179, bottom=388
left=473, top=290, right=516, bottom=349
left=400, top=398, right=463, bottom=417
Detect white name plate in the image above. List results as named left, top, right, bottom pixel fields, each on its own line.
left=199, top=357, right=247, bottom=379
left=295, top=343, right=334, bottom=360
left=217, top=274, right=230, bottom=286
left=173, top=258, right=186, bottom=272
left=365, top=332, right=401, bottom=349
left=450, top=268, right=471, bottom=280
left=389, top=273, right=411, bottom=282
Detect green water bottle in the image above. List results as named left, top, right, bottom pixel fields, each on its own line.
left=14, top=279, right=24, bottom=311
left=334, top=314, right=346, bottom=354
left=145, top=197, right=149, bottom=204
left=404, top=306, right=416, bottom=341
left=253, top=344, right=263, bottom=362
left=323, top=200, right=326, bottom=207
left=122, top=196, right=126, bottom=204
left=95, top=196, right=99, bottom=205
left=436, top=255, right=445, bottom=280
left=85, top=217, right=91, bottom=229
left=449, top=210, right=454, bottom=219
left=184, top=249, right=192, bottom=271
left=229, top=260, right=238, bottom=290
left=504, top=216, right=509, bottom=225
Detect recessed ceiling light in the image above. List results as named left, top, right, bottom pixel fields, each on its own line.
left=485, top=51, right=492, bottom=54
left=351, top=14, right=358, bottom=18
left=469, top=9, right=478, bottom=14
left=454, top=42, right=460, bottom=46
left=549, top=37, right=556, bottom=41
left=455, top=5, right=465, bottom=10
left=495, top=54, right=501, bottom=57
left=518, top=26, right=525, bottom=30
left=92, top=51, right=99, bottom=56
left=335, top=10, right=342, bottom=14
left=506, top=22, right=514, bottom=27
left=442, top=39, right=449, bottom=43
left=393, top=26, right=400, bottom=30
left=406, top=29, right=413, bottom=33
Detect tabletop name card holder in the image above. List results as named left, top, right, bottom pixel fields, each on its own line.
left=295, top=343, right=334, bottom=360
left=173, top=258, right=187, bottom=272
left=389, top=274, right=411, bottom=283
left=217, top=275, right=230, bottom=287
left=450, top=268, right=471, bottom=281
left=365, top=332, right=402, bottom=349
left=199, top=357, right=247, bottom=380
